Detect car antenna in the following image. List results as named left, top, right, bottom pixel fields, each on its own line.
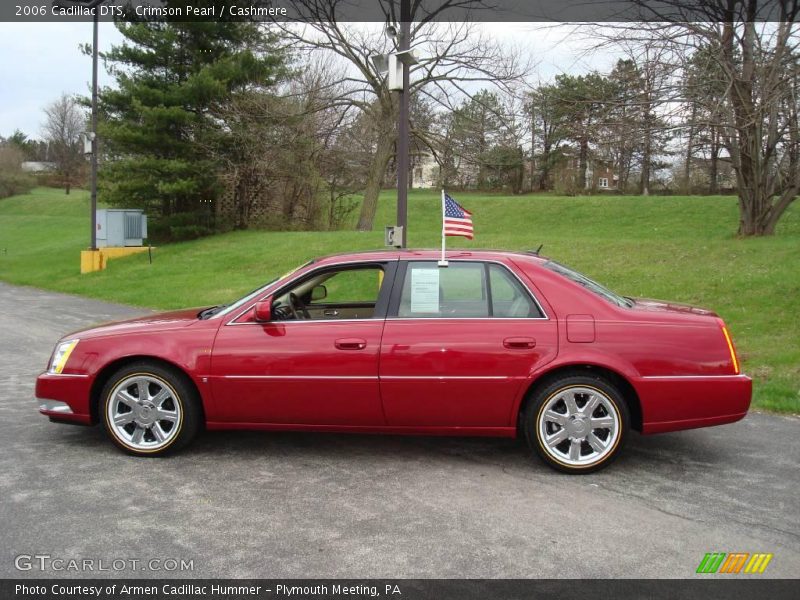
left=532, top=244, right=543, bottom=255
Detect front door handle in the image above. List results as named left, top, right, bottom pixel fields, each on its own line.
left=335, top=338, right=367, bottom=350
left=504, top=337, right=536, bottom=349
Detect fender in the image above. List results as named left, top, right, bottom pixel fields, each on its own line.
left=509, top=347, right=643, bottom=424
left=78, top=328, right=218, bottom=419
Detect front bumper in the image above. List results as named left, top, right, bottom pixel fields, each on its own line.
left=635, top=374, right=752, bottom=434
left=35, top=372, right=93, bottom=425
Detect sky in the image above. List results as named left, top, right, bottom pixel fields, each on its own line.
left=0, top=21, right=617, bottom=139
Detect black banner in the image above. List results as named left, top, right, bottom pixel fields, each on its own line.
left=4, top=579, right=800, bottom=600
left=2, top=0, right=797, bottom=23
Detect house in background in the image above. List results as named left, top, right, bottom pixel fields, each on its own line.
left=591, top=160, right=619, bottom=191
left=549, top=149, right=619, bottom=193
left=21, top=161, right=56, bottom=173
left=410, top=151, right=439, bottom=189
left=403, top=145, right=621, bottom=193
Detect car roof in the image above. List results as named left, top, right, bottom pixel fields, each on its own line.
left=314, top=248, right=550, bottom=265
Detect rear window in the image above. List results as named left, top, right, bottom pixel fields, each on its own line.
left=542, top=260, right=633, bottom=308
left=396, top=261, right=544, bottom=318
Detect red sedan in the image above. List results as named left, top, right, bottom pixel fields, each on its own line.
left=36, top=250, right=750, bottom=472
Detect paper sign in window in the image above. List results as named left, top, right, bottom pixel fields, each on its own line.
left=410, top=268, right=440, bottom=314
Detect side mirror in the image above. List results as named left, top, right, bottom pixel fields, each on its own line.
left=254, top=299, right=272, bottom=322
left=311, top=285, right=327, bottom=302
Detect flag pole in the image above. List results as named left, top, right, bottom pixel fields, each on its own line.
left=438, top=189, right=448, bottom=267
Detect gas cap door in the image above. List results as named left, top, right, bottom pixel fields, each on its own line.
left=566, top=314, right=595, bottom=343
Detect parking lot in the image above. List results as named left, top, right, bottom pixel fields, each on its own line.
left=1, top=281, right=798, bottom=578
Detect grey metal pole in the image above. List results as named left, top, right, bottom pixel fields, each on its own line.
left=90, top=8, right=98, bottom=250
left=395, top=0, right=411, bottom=249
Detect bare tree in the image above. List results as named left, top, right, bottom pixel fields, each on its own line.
left=682, top=42, right=729, bottom=194
left=42, top=94, right=86, bottom=195
left=207, top=53, right=363, bottom=230
left=273, top=2, right=527, bottom=230
left=588, top=1, right=800, bottom=235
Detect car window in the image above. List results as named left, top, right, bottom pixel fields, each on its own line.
left=273, top=265, right=385, bottom=321
left=396, top=261, right=543, bottom=319
left=209, top=259, right=315, bottom=319
left=398, top=262, right=488, bottom=318
left=489, top=264, right=540, bottom=318
left=313, top=268, right=383, bottom=304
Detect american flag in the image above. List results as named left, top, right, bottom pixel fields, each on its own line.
left=443, top=193, right=473, bottom=239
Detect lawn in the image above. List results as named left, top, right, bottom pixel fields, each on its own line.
left=1, top=186, right=798, bottom=413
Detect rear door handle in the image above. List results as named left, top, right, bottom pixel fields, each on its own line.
left=335, top=338, right=367, bottom=350
left=504, top=337, right=536, bottom=349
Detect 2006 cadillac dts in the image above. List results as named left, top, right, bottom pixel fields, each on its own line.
left=36, top=250, right=751, bottom=472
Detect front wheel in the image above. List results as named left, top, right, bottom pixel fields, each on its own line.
left=101, top=362, right=201, bottom=457
left=523, top=374, right=629, bottom=473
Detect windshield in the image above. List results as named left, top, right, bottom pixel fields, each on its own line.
left=207, top=260, right=315, bottom=319
left=542, top=260, right=633, bottom=308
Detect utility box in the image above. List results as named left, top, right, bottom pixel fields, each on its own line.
left=96, top=209, right=147, bottom=247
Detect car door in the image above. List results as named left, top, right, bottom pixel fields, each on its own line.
left=379, top=260, right=558, bottom=428
left=209, top=261, right=396, bottom=425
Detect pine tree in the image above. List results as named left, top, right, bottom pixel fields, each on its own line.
left=98, top=7, right=285, bottom=232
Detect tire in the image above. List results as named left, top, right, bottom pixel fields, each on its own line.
left=523, top=373, right=629, bottom=473
left=101, top=361, right=202, bottom=457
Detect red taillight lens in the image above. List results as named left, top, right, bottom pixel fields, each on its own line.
left=719, top=321, right=740, bottom=375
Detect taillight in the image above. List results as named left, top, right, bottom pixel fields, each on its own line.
left=719, top=320, right=740, bottom=375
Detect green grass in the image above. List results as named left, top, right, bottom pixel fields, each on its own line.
left=1, top=186, right=798, bottom=414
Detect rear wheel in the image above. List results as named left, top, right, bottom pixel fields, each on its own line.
left=523, top=374, right=629, bottom=473
left=101, top=362, right=201, bottom=456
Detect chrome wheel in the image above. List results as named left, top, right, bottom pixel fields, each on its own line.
left=106, top=374, right=182, bottom=452
left=537, top=385, right=620, bottom=468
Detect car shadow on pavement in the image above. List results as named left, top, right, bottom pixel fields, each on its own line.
left=46, top=422, right=727, bottom=477
left=188, top=427, right=726, bottom=476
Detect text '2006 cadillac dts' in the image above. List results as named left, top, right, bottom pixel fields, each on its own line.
left=36, top=249, right=750, bottom=473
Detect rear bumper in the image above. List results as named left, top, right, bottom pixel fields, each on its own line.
left=35, top=373, right=93, bottom=425
left=635, top=374, right=752, bottom=434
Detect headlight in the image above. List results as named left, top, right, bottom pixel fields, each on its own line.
left=48, top=339, right=79, bottom=374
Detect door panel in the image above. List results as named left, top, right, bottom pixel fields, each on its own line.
left=380, top=319, right=557, bottom=426
left=210, top=321, right=385, bottom=425
left=209, top=260, right=397, bottom=425
left=379, top=260, right=557, bottom=427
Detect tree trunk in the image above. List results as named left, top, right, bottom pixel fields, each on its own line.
left=579, top=137, right=589, bottom=191
left=529, top=110, right=536, bottom=193
left=356, top=122, right=396, bottom=232
left=513, top=148, right=524, bottom=194
left=724, top=15, right=777, bottom=237
left=539, top=143, right=552, bottom=191
left=684, top=104, right=696, bottom=193
left=709, top=128, right=719, bottom=195
left=640, top=112, right=652, bottom=196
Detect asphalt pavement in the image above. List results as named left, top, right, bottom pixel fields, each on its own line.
left=1, top=281, right=798, bottom=579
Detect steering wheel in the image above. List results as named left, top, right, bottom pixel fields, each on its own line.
left=289, top=292, right=311, bottom=319
left=272, top=302, right=294, bottom=320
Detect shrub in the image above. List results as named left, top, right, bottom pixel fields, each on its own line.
left=147, top=212, right=215, bottom=242
left=0, top=146, right=35, bottom=199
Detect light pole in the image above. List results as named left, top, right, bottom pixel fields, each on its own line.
left=372, top=0, right=416, bottom=249
left=52, top=0, right=106, bottom=251
left=395, top=0, right=411, bottom=249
